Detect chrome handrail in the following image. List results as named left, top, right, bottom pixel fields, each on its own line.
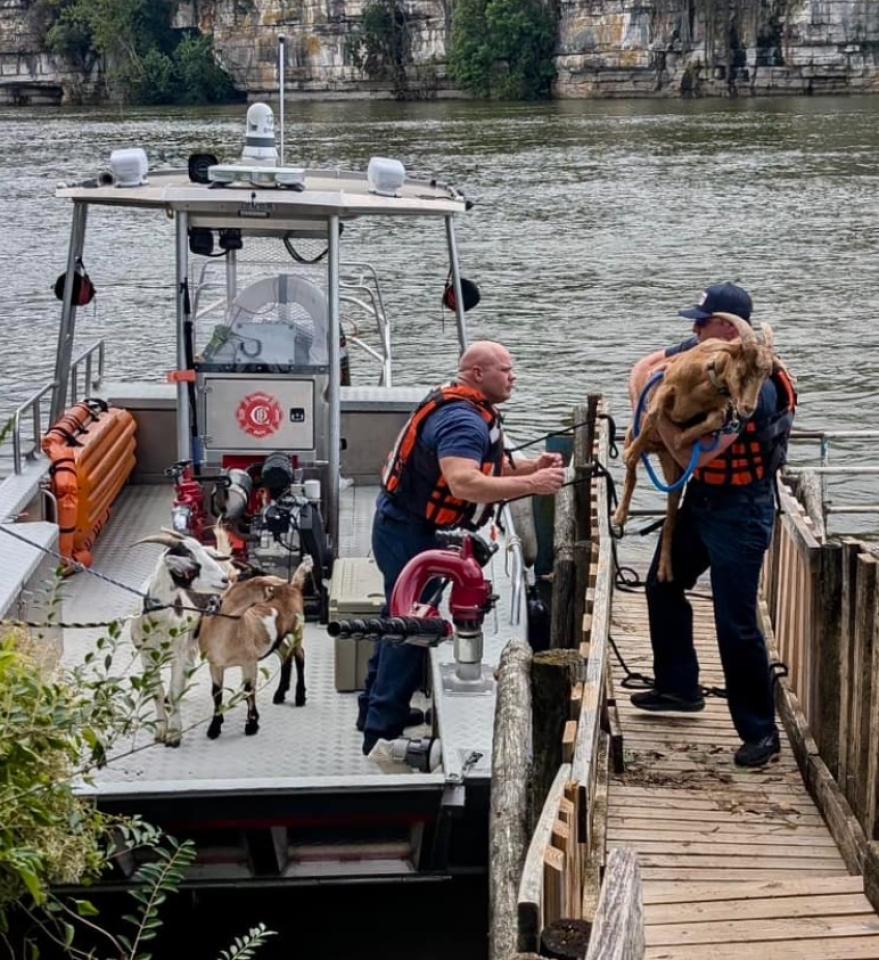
left=11, top=381, right=56, bottom=474
left=499, top=502, right=527, bottom=627
left=69, top=340, right=105, bottom=402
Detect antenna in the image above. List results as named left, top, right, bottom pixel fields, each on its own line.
left=278, top=34, right=286, bottom=166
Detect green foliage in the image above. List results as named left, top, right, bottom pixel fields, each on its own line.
left=36, top=0, right=237, bottom=105
left=173, top=34, right=236, bottom=105
left=448, top=0, right=557, bottom=99
left=0, top=629, right=110, bottom=912
left=346, top=0, right=410, bottom=97
left=0, top=620, right=274, bottom=957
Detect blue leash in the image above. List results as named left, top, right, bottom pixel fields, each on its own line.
left=633, top=370, right=719, bottom=494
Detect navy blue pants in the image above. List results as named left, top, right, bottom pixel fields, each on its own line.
left=359, top=513, right=441, bottom=746
left=645, top=481, right=777, bottom=744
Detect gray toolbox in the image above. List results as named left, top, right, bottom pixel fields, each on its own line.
left=330, top=557, right=385, bottom=691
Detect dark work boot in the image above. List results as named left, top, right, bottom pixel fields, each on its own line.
left=734, top=732, right=781, bottom=768
left=630, top=689, right=705, bottom=713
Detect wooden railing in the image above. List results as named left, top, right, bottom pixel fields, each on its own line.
left=760, top=475, right=879, bottom=872
left=513, top=404, right=624, bottom=956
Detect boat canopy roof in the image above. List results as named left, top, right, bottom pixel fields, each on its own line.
left=56, top=169, right=467, bottom=224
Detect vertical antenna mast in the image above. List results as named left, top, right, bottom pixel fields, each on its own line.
left=278, top=34, right=286, bottom=166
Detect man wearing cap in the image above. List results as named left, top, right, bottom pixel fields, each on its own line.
left=627, top=282, right=797, bottom=768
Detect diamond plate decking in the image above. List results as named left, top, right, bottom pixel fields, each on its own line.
left=59, top=482, right=516, bottom=797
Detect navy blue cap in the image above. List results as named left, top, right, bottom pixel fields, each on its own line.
left=678, top=282, right=752, bottom=323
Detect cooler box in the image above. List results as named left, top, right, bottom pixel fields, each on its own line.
left=330, top=557, right=385, bottom=691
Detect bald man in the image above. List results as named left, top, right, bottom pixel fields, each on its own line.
left=359, top=340, right=566, bottom=754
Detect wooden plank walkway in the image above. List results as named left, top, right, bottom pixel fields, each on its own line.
left=608, top=589, right=879, bottom=959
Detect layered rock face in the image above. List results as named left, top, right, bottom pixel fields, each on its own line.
left=555, top=0, right=879, bottom=97
left=176, top=0, right=452, bottom=98
left=0, top=0, right=99, bottom=104
left=3, top=0, right=879, bottom=101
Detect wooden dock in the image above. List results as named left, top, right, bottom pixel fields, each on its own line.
left=608, top=588, right=879, bottom=959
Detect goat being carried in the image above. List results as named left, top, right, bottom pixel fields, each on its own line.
left=613, top=312, right=777, bottom=582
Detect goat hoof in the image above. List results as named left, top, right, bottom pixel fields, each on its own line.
left=245, top=720, right=259, bottom=736
left=611, top=520, right=625, bottom=539
left=272, top=690, right=286, bottom=705
left=164, top=738, right=181, bottom=749
left=295, top=693, right=306, bottom=707
left=207, top=718, right=223, bottom=740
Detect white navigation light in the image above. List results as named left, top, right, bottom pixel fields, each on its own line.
left=367, top=156, right=405, bottom=197
left=110, top=147, right=149, bottom=187
left=242, top=102, right=278, bottom=166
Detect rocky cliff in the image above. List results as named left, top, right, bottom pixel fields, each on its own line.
left=0, top=0, right=99, bottom=104
left=175, top=0, right=452, bottom=98
left=555, top=0, right=879, bottom=97
left=2, top=0, right=879, bottom=103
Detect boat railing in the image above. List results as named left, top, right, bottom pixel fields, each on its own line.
left=499, top=501, right=527, bottom=626
left=5, top=339, right=105, bottom=475
left=191, top=257, right=392, bottom=384
left=10, top=381, right=56, bottom=474
left=69, top=339, right=105, bottom=403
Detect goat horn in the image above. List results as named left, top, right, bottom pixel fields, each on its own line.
left=712, top=312, right=756, bottom=344
left=131, top=533, right=182, bottom=549
left=160, top=527, right=187, bottom=540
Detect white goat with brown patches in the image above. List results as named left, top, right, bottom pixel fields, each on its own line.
left=199, top=556, right=312, bottom=739
left=614, top=313, right=776, bottom=582
left=127, top=530, right=230, bottom=747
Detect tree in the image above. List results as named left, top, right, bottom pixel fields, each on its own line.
left=448, top=0, right=557, bottom=99
left=36, top=0, right=238, bottom=105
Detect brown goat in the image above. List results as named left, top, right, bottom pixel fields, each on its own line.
left=199, top=557, right=312, bottom=739
left=614, top=313, right=776, bottom=582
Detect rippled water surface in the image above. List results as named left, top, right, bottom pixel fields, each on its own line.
left=3, top=96, right=879, bottom=533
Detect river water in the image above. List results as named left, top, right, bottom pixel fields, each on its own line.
left=3, top=95, right=879, bottom=535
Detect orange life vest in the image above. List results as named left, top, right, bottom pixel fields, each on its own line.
left=382, top=383, right=504, bottom=529
left=693, top=368, right=797, bottom=487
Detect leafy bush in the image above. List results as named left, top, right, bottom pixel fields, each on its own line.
left=174, top=33, right=236, bottom=105
left=0, top=620, right=274, bottom=957
left=448, top=0, right=557, bottom=99
left=0, top=628, right=110, bottom=912
left=346, top=0, right=410, bottom=97
left=37, top=0, right=238, bottom=105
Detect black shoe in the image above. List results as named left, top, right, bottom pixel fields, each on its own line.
left=360, top=707, right=423, bottom=733
left=734, top=732, right=781, bottom=768
left=405, top=707, right=426, bottom=727
left=630, top=689, right=705, bottom=713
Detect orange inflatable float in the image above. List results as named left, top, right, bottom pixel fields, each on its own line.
left=41, top=399, right=136, bottom=568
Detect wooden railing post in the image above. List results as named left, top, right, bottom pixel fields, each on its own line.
left=813, top=540, right=843, bottom=777
left=489, top=637, right=533, bottom=960
left=850, top=553, right=879, bottom=831
left=583, top=848, right=644, bottom=960
left=550, top=481, right=576, bottom=649
left=838, top=537, right=863, bottom=800
left=531, top=650, right=586, bottom=832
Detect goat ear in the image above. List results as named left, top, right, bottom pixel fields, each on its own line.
left=263, top=584, right=276, bottom=601
left=165, top=554, right=198, bottom=582
left=710, top=350, right=731, bottom=375
left=760, top=322, right=774, bottom=351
